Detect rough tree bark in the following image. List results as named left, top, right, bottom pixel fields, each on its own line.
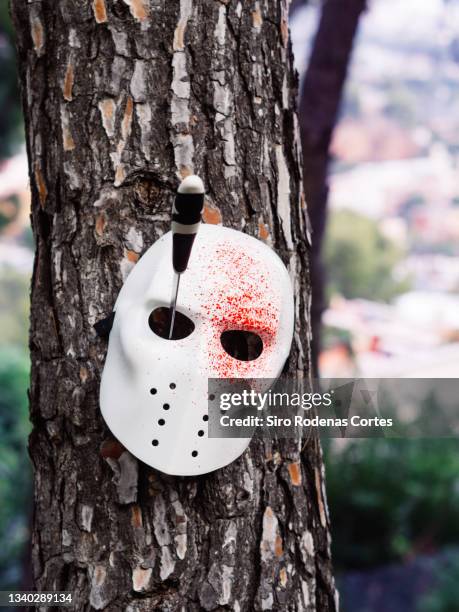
left=299, top=0, right=367, bottom=375
left=11, top=1, right=337, bottom=610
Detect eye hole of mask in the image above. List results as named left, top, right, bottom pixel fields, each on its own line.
left=220, top=330, right=263, bottom=362
left=149, top=307, right=195, bottom=340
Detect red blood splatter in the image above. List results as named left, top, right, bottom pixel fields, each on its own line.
left=196, top=241, right=281, bottom=378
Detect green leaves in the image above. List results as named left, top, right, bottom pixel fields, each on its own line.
left=0, top=5, right=24, bottom=159
left=324, top=436, right=459, bottom=570
left=0, top=347, right=31, bottom=589
left=324, top=209, right=410, bottom=303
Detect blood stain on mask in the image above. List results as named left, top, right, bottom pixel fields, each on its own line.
left=196, top=242, right=280, bottom=378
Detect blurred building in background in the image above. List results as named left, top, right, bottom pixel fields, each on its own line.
left=291, top=3, right=459, bottom=610
left=292, top=0, right=459, bottom=380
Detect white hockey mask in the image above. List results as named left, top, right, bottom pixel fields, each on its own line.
left=100, top=224, right=294, bottom=476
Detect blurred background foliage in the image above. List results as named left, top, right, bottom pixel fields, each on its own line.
left=324, top=209, right=410, bottom=302
left=325, top=438, right=459, bottom=569
left=418, top=553, right=459, bottom=612
left=0, top=269, right=30, bottom=348
left=0, top=347, right=30, bottom=590
left=0, top=3, right=32, bottom=592
left=0, top=3, right=23, bottom=159
left=325, top=437, right=459, bottom=611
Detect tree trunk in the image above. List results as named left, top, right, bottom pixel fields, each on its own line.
left=300, top=0, right=367, bottom=375
left=11, top=1, right=336, bottom=609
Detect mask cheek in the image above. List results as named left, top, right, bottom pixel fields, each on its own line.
left=115, top=304, right=154, bottom=370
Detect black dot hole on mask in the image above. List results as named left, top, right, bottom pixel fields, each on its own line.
left=192, top=450, right=198, bottom=457
left=152, top=439, right=159, bottom=447
left=220, top=330, right=263, bottom=361
left=149, top=307, right=195, bottom=340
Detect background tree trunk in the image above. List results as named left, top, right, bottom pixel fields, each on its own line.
left=11, top=1, right=336, bottom=609
left=300, top=0, right=367, bottom=375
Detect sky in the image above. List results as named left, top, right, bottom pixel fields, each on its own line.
left=290, top=0, right=459, bottom=77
